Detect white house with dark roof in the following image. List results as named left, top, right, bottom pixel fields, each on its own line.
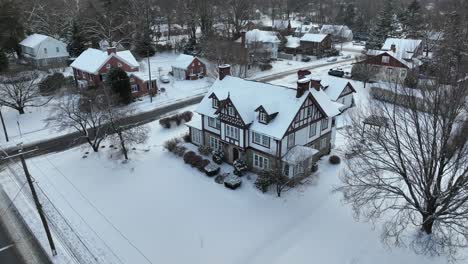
left=361, top=38, right=423, bottom=82
left=19, top=34, right=69, bottom=68
left=186, top=65, right=342, bottom=178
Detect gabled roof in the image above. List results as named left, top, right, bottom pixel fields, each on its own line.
left=196, top=76, right=341, bottom=140
left=320, top=25, right=353, bottom=39
left=382, top=38, right=422, bottom=60
left=236, top=29, right=281, bottom=44
left=286, top=36, right=300, bottom=48
left=300, top=33, right=328, bottom=43
left=171, top=54, right=197, bottom=70
left=20, top=34, right=51, bottom=48
left=70, top=48, right=139, bottom=74
left=366, top=49, right=422, bottom=69
left=320, top=76, right=355, bottom=101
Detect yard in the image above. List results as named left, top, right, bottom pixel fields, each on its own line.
left=0, top=105, right=446, bottom=264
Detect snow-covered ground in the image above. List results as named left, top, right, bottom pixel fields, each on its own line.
left=0, top=101, right=447, bottom=264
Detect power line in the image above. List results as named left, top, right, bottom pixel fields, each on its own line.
left=43, top=156, right=154, bottom=264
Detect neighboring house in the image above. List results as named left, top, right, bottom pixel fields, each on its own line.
left=285, top=36, right=301, bottom=54
left=128, top=72, right=158, bottom=98
left=71, top=47, right=140, bottom=89
left=171, top=54, right=207, bottom=80
left=19, top=34, right=69, bottom=68
left=299, top=33, right=332, bottom=56
left=360, top=38, right=423, bottom=82
left=320, top=25, right=353, bottom=42
left=236, top=29, right=281, bottom=60
left=310, top=77, right=356, bottom=111
left=294, top=23, right=320, bottom=37
left=186, top=65, right=342, bottom=178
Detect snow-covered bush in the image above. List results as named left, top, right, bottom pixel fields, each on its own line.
left=174, top=145, right=187, bottom=157
left=196, top=159, right=210, bottom=172
left=329, top=155, right=341, bottom=165
left=164, top=138, right=180, bottom=152
left=212, top=150, right=224, bottom=164
left=182, top=133, right=191, bottom=143
left=183, top=151, right=196, bottom=164
left=233, top=159, right=248, bottom=176
left=159, top=117, right=172, bottom=128
left=180, top=111, right=193, bottom=122
left=198, top=145, right=212, bottom=156
left=255, top=174, right=273, bottom=193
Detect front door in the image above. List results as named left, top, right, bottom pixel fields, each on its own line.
left=232, top=148, right=239, bottom=162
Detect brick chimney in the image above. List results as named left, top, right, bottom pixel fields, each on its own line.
left=241, top=31, right=247, bottom=48
left=107, top=47, right=117, bottom=55
left=310, top=78, right=322, bottom=91
left=296, top=78, right=310, bottom=98
left=219, top=64, right=231, bottom=80
left=390, top=44, right=396, bottom=53
left=297, top=69, right=311, bottom=79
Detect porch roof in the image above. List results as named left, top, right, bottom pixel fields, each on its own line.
left=283, top=146, right=319, bottom=165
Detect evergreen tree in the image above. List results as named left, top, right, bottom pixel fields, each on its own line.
left=68, top=20, right=87, bottom=58
left=344, top=3, right=356, bottom=29
left=401, top=0, right=424, bottom=38
left=106, top=67, right=132, bottom=104
left=0, top=0, right=24, bottom=55
left=335, top=4, right=347, bottom=25
left=134, top=29, right=156, bottom=58
left=366, top=0, right=396, bottom=50
left=0, top=49, right=8, bottom=72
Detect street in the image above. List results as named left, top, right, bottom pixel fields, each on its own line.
left=0, top=223, right=24, bottom=264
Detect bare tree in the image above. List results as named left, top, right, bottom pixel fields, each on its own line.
left=0, top=71, right=48, bottom=114
left=337, top=67, right=468, bottom=258
left=351, top=60, right=380, bottom=88
left=49, top=89, right=109, bottom=152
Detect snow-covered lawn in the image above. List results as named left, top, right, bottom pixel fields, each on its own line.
left=0, top=105, right=447, bottom=264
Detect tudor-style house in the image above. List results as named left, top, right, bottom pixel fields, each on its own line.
left=359, top=38, right=423, bottom=82
left=310, top=76, right=356, bottom=111
left=186, top=65, right=342, bottom=178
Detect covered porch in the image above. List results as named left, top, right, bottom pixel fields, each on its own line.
left=282, top=146, right=319, bottom=178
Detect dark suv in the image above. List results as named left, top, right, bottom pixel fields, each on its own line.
left=328, top=68, right=345, bottom=78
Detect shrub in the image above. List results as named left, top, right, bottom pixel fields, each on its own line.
left=329, top=155, right=341, bottom=165
left=190, top=155, right=203, bottom=167
left=163, top=138, right=180, bottom=152
left=173, top=115, right=182, bottom=126
left=196, top=159, right=210, bottom=172
left=183, top=151, right=196, bottom=164
left=182, top=133, right=191, bottom=143
left=39, top=73, right=66, bottom=95
left=198, top=145, right=212, bottom=156
left=180, top=111, right=193, bottom=122
left=159, top=118, right=171, bottom=128
left=255, top=173, right=273, bottom=193
left=259, top=63, right=272, bottom=71
left=174, top=145, right=187, bottom=157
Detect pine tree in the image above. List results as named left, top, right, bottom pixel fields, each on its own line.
left=0, top=0, right=24, bottom=55
left=344, top=3, right=356, bottom=29
left=68, top=20, right=87, bottom=58
left=134, top=29, right=156, bottom=58
left=0, top=49, right=8, bottom=72
left=335, top=4, right=346, bottom=25
left=366, top=0, right=396, bottom=50
left=106, top=68, right=132, bottom=104
left=402, top=0, right=424, bottom=38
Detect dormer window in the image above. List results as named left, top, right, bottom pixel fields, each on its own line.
left=228, top=106, right=235, bottom=116
left=212, top=98, right=219, bottom=109
left=382, top=56, right=390, bottom=64
left=259, top=112, right=268, bottom=123
left=106, top=64, right=111, bottom=69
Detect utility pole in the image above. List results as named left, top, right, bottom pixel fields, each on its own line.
left=2, top=149, right=57, bottom=256
left=0, top=107, right=9, bottom=142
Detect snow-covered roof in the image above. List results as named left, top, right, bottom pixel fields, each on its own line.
left=382, top=38, right=422, bottom=60
left=320, top=25, right=353, bottom=39
left=286, top=36, right=300, bottom=48
left=283, top=145, right=319, bottom=164
left=272, top=19, right=301, bottom=30
left=20, top=34, right=51, bottom=48
left=366, top=49, right=422, bottom=69
left=300, top=33, right=328, bottom=43
left=70, top=48, right=139, bottom=74
left=129, top=71, right=154, bottom=81
left=196, top=76, right=341, bottom=140
left=236, top=29, right=280, bottom=44
left=320, top=76, right=354, bottom=101
left=171, top=54, right=196, bottom=70
left=185, top=113, right=202, bottom=130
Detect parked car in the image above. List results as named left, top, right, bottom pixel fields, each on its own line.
left=160, top=75, right=170, bottom=83
left=301, top=56, right=311, bottom=62
left=341, top=54, right=352, bottom=59
left=344, top=72, right=352, bottom=78
left=328, top=68, right=345, bottom=77
left=198, top=73, right=204, bottom=79
left=326, top=57, right=338, bottom=62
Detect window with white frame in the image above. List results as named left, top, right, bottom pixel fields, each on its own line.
left=309, top=122, right=317, bottom=137
left=212, top=98, right=219, bottom=109
left=252, top=131, right=270, bottom=147
left=209, top=136, right=221, bottom=151
left=287, top=133, right=295, bottom=150
left=89, top=74, right=93, bottom=81
left=306, top=106, right=313, bottom=117
left=400, top=69, right=407, bottom=78
left=191, top=129, right=202, bottom=144
left=387, top=67, right=394, bottom=76
left=44, top=48, right=48, bottom=54
left=208, top=117, right=221, bottom=129
left=259, top=112, right=268, bottom=123
left=106, top=64, right=111, bottom=69
left=382, top=56, right=390, bottom=63
left=320, top=137, right=328, bottom=149
left=253, top=154, right=269, bottom=169
left=131, top=84, right=139, bottom=93
left=228, top=106, right=235, bottom=116
left=226, top=125, right=240, bottom=140
left=321, top=118, right=328, bottom=131
left=283, top=164, right=290, bottom=177
left=117, top=63, right=122, bottom=67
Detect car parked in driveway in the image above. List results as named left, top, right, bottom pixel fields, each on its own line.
left=326, top=57, right=338, bottom=62
left=301, top=56, right=311, bottom=62
left=328, top=68, right=345, bottom=77
left=160, top=75, right=170, bottom=83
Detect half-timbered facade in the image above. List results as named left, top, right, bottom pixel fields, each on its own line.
left=311, top=76, right=356, bottom=110
left=186, top=65, right=342, bottom=178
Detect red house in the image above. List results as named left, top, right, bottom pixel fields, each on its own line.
left=71, top=47, right=140, bottom=88
left=171, top=54, right=207, bottom=80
